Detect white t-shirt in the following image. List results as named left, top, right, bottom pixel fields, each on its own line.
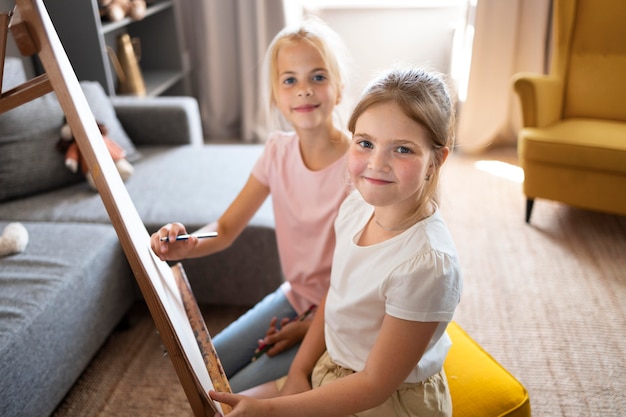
left=325, top=191, right=463, bottom=383
left=252, top=131, right=349, bottom=314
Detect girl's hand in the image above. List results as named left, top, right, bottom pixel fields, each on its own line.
left=209, top=391, right=269, bottom=417
left=260, top=318, right=310, bottom=357
left=149, top=222, right=197, bottom=261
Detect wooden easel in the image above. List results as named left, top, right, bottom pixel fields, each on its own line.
left=0, top=1, right=230, bottom=415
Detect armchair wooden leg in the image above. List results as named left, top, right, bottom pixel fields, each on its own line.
left=525, top=198, right=535, bottom=223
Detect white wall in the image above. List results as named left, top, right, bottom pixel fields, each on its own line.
left=299, top=1, right=468, bottom=113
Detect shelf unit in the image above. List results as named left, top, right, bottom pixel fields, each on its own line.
left=45, top=0, right=189, bottom=97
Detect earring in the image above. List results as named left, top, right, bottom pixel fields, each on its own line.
left=425, top=174, right=431, bottom=181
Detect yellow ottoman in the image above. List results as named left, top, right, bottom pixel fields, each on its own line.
left=444, top=322, right=531, bottom=417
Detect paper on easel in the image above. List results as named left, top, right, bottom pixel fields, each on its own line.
left=149, top=250, right=226, bottom=415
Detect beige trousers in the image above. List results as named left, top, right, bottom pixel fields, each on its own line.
left=276, top=352, right=452, bottom=417
left=310, top=351, right=452, bottom=417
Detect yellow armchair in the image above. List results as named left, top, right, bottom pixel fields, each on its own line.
left=512, top=0, right=626, bottom=223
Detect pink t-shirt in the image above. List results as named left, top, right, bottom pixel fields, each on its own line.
left=252, top=131, right=349, bottom=314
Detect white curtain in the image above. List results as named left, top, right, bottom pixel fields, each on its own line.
left=455, top=0, right=551, bottom=153
left=177, top=0, right=286, bottom=142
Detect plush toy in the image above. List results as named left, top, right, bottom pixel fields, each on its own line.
left=57, top=120, right=134, bottom=190
left=98, top=0, right=147, bottom=22
left=0, top=223, right=28, bottom=257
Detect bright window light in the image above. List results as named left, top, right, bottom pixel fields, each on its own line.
left=474, top=160, right=524, bottom=183
left=301, top=0, right=466, bottom=8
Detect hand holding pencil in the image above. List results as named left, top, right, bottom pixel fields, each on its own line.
left=252, top=304, right=317, bottom=362
left=150, top=221, right=218, bottom=262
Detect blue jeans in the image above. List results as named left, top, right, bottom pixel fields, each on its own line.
left=212, top=288, right=300, bottom=392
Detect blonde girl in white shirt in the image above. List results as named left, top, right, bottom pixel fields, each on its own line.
left=210, top=67, right=463, bottom=416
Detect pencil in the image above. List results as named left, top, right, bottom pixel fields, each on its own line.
left=251, top=304, right=317, bottom=362
left=159, top=232, right=218, bottom=242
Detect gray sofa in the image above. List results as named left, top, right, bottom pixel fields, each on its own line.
left=0, top=58, right=281, bottom=417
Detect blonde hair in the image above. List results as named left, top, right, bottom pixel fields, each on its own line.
left=348, top=67, right=456, bottom=208
left=260, top=16, right=351, bottom=132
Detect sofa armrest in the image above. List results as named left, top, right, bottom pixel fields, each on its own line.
left=110, top=96, right=204, bottom=147
left=512, top=73, right=563, bottom=128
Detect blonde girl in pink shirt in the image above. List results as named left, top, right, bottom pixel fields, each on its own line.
left=150, top=17, right=352, bottom=392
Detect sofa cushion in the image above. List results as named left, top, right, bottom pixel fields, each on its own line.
left=0, top=59, right=139, bottom=202
left=0, top=76, right=78, bottom=202
left=0, top=144, right=271, bottom=230
left=0, top=221, right=135, bottom=417
left=518, top=119, right=626, bottom=175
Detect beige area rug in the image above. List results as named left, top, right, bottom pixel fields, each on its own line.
left=52, top=147, right=626, bottom=417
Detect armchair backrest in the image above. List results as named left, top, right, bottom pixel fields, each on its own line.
left=553, top=0, right=626, bottom=122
